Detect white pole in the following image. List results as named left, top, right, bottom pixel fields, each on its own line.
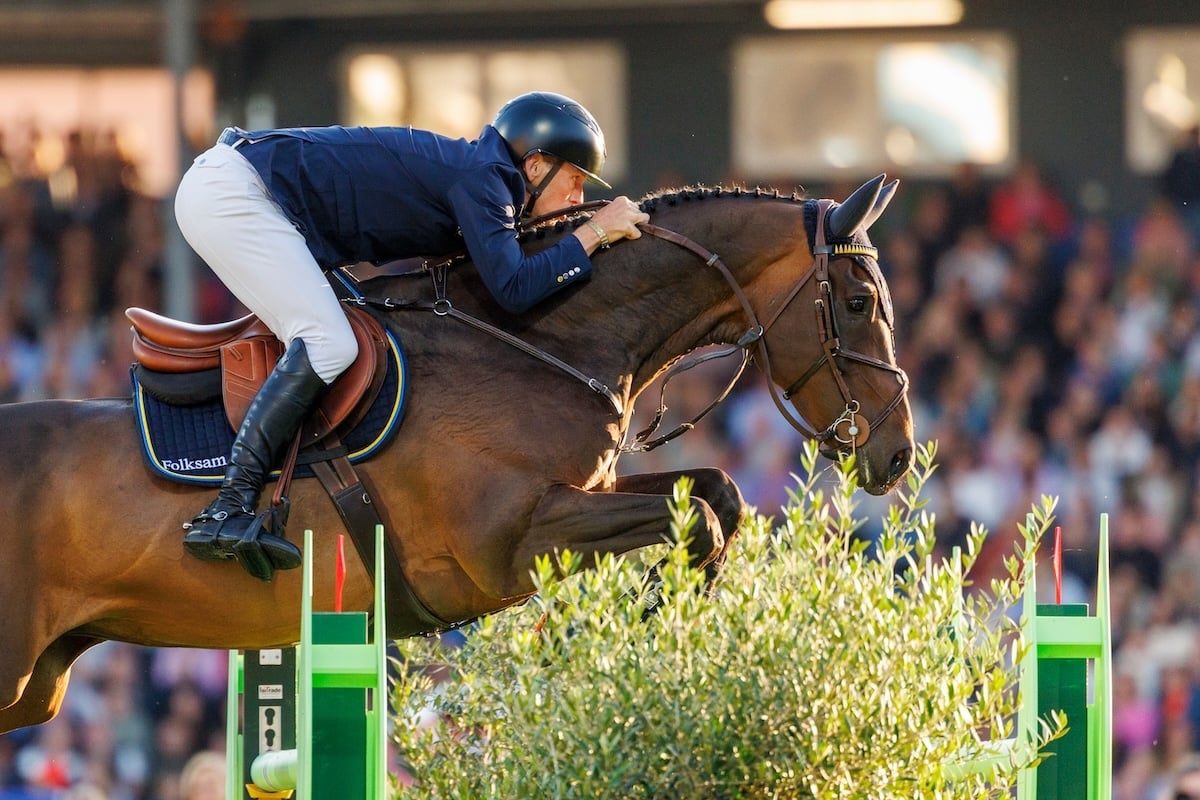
left=163, top=0, right=196, bottom=321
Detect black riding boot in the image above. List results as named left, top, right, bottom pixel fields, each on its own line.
left=183, top=339, right=326, bottom=581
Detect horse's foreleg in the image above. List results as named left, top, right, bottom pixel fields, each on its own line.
left=511, top=480, right=726, bottom=594
left=614, top=468, right=747, bottom=586
left=0, top=635, right=100, bottom=734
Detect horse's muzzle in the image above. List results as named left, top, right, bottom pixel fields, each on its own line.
left=818, top=444, right=913, bottom=495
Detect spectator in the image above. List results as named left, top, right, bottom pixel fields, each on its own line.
left=1114, top=669, right=1159, bottom=755
left=12, top=717, right=86, bottom=791
left=1160, top=754, right=1200, bottom=800
left=906, top=184, right=957, bottom=295
left=1131, top=197, right=1195, bottom=296
left=933, top=223, right=1011, bottom=305
left=988, top=159, right=1073, bottom=246
left=944, top=161, right=992, bottom=242
left=178, top=751, right=225, bottom=800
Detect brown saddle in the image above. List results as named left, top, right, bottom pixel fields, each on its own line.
left=125, top=305, right=389, bottom=442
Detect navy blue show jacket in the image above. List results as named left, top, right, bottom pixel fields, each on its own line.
left=233, top=124, right=592, bottom=314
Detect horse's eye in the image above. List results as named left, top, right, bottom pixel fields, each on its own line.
left=848, top=297, right=869, bottom=314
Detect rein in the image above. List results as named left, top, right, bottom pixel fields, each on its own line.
left=345, top=279, right=625, bottom=419
left=476, top=199, right=765, bottom=451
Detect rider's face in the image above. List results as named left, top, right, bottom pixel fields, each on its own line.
left=525, top=156, right=586, bottom=217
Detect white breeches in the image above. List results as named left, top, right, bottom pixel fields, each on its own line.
left=174, top=142, right=357, bottom=384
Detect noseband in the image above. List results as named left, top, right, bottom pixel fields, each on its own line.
left=635, top=199, right=909, bottom=453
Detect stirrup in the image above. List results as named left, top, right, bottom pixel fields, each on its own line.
left=232, top=504, right=302, bottom=583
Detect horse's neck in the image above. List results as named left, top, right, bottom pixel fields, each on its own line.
left=585, top=218, right=772, bottom=396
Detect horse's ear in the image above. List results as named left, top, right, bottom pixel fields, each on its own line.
left=828, top=174, right=886, bottom=239
left=860, top=178, right=899, bottom=232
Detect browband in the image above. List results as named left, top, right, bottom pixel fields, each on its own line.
left=812, top=242, right=879, bottom=259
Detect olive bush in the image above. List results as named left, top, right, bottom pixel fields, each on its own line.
left=391, top=442, right=1064, bottom=799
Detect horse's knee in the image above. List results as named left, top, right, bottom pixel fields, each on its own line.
left=684, top=471, right=747, bottom=590
left=689, top=468, right=747, bottom=535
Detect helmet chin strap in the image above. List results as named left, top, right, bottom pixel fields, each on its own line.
left=520, top=157, right=564, bottom=219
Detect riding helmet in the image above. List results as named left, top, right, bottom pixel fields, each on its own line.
left=493, top=91, right=611, bottom=189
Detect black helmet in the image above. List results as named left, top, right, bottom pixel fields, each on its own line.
left=493, top=91, right=611, bottom=189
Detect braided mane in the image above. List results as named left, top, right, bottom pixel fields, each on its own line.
left=517, top=185, right=810, bottom=243
left=638, top=185, right=809, bottom=214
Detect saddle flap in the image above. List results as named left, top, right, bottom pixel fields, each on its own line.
left=303, top=308, right=390, bottom=441
left=220, top=307, right=389, bottom=440
left=221, top=336, right=285, bottom=431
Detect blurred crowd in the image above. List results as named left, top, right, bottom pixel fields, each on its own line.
left=0, top=126, right=236, bottom=405
left=0, top=644, right=228, bottom=800
left=4, top=121, right=1200, bottom=798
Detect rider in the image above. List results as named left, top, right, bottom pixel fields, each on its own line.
left=174, top=91, right=650, bottom=580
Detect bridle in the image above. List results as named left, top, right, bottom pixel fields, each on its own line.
left=626, top=198, right=909, bottom=453
left=759, top=199, right=909, bottom=449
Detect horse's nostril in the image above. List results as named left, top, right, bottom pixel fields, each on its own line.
left=889, top=448, right=913, bottom=481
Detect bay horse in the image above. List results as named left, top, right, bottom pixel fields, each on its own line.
left=0, top=175, right=913, bottom=734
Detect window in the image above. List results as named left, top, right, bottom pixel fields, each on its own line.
left=1125, top=28, right=1200, bottom=174
left=342, top=42, right=627, bottom=184
left=732, top=33, right=1013, bottom=180
left=0, top=67, right=213, bottom=197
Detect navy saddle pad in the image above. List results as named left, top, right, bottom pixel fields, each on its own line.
left=132, top=329, right=407, bottom=485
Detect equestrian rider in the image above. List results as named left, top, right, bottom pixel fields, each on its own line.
left=174, top=91, right=650, bottom=580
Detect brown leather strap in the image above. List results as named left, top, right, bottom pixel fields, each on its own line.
left=307, top=438, right=453, bottom=638
left=307, top=447, right=385, bottom=577
left=271, top=430, right=303, bottom=507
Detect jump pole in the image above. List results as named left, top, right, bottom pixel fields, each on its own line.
left=226, top=526, right=389, bottom=800
left=1018, top=513, right=1112, bottom=800
left=946, top=513, right=1112, bottom=799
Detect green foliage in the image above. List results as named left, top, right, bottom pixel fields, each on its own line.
left=391, top=441, right=1065, bottom=799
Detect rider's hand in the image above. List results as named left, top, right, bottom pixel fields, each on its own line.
left=578, top=197, right=650, bottom=253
